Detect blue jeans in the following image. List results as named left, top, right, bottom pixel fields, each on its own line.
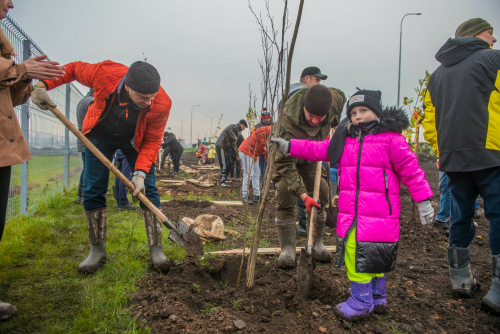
left=84, top=135, right=160, bottom=211
left=115, top=154, right=132, bottom=205
left=436, top=172, right=479, bottom=223
left=78, top=152, right=87, bottom=193
left=448, top=166, right=500, bottom=255
left=258, top=154, right=267, bottom=183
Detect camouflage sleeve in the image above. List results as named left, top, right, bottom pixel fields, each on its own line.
left=273, top=151, right=307, bottom=197
left=329, top=88, right=347, bottom=128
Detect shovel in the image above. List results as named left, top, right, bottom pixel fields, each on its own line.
left=297, top=161, right=323, bottom=298
left=47, top=106, right=204, bottom=256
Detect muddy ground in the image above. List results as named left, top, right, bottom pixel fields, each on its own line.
left=128, top=152, right=499, bottom=333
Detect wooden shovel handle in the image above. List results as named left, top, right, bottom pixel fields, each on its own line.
left=308, top=161, right=323, bottom=248
left=47, top=106, right=167, bottom=222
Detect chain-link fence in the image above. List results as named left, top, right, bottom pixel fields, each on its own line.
left=3, top=15, right=85, bottom=222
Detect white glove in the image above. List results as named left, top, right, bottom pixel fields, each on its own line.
left=130, top=174, right=145, bottom=202
left=417, top=200, right=434, bottom=225
left=270, top=138, right=290, bottom=153
left=31, top=86, right=57, bottom=110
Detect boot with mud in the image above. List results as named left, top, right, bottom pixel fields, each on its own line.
left=335, top=281, right=374, bottom=321
left=482, top=255, right=500, bottom=312
left=75, top=188, right=83, bottom=205
left=297, top=208, right=307, bottom=237
left=447, top=245, right=478, bottom=296
left=0, top=300, right=16, bottom=321
left=306, top=211, right=333, bottom=262
left=143, top=209, right=173, bottom=273
left=372, top=276, right=387, bottom=314
left=276, top=218, right=296, bottom=268
left=78, top=208, right=107, bottom=273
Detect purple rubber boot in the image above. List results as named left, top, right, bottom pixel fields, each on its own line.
left=335, top=281, right=374, bottom=321
left=372, top=276, right=387, bottom=314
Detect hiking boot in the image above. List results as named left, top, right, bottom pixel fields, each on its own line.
left=143, top=209, right=173, bottom=273
left=372, top=276, right=387, bottom=314
left=79, top=208, right=107, bottom=274
left=242, top=196, right=253, bottom=205
left=297, top=208, right=307, bottom=237
left=335, top=281, right=374, bottom=321
left=276, top=219, right=296, bottom=268
left=253, top=195, right=260, bottom=203
left=220, top=181, right=231, bottom=187
left=0, top=301, right=16, bottom=321
left=432, top=218, right=448, bottom=230
left=117, top=202, right=139, bottom=211
left=447, top=245, right=478, bottom=296
left=306, top=211, right=333, bottom=262
left=482, top=255, right=500, bottom=311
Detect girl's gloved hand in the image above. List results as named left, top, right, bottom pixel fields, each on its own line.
left=417, top=200, right=434, bottom=225
left=303, top=195, right=320, bottom=214
left=270, top=138, right=290, bottom=153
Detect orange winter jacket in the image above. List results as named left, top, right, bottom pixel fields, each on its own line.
left=238, top=126, right=272, bottom=161
left=43, top=60, right=172, bottom=172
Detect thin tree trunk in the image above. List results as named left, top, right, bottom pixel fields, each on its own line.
left=246, top=0, right=305, bottom=288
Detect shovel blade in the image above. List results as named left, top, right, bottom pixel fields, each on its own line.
left=167, top=219, right=204, bottom=256
left=297, top=248, right=315, bottom=298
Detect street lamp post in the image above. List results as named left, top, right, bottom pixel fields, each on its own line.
left=205, top=115, right=218, bottom=140
left=177, top=119, right=188, bottom=140
left=190, top=105, right=200, bottom=148
left=397, top=12, right=421, bottom=107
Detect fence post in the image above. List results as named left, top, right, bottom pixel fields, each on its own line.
left=20, top=39, right=30, bottom=214
left=64, top=84, right=70, bottom=188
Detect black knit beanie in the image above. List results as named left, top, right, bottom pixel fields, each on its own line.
left=125, top=61, right=161, bottom=94
left=346, top=89, right=383, bottom=118
left=303, top=85, right=333, bottom=117
left=455, top=18, right=493, bottom=38
left=239, top=119, right=248, bottom=128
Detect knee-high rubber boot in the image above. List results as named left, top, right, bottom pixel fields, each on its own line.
left=276, top=218, right=296, bottom=268
left=447, top=245, right=478, bottom=296
left=306, top=211, right=333, bottom=262
left=143, top=209, right=173, bottom=273
left=78, top=208, right=107, bottom=273
left=297, top=208, right=307, bottom=237
left=483, top=255, right=500, bottom=311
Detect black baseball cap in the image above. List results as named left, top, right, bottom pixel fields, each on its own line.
left=300, top=66, right=327, bottom=80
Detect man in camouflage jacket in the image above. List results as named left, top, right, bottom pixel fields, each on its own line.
left=273, top=84, right=346, bottom=268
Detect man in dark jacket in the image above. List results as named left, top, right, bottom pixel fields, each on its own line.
left=422, top=18, right=499, bottom=311
left=215, top=119, right=248, bottom=186
left=161, top=132, right=183, bottom=174
left=75, top=89, right=94, bottom=204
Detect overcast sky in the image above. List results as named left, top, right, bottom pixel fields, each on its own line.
left=9, top=0, right=500, bottom=144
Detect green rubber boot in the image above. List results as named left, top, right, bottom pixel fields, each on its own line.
left=276, top=219, right=296, bottom=268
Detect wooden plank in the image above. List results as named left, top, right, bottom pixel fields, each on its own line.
left=159, top=180, right=185, bottom=183
left=207, top=246, right=336, bottom=255
left=160, top=200, right=243, bottom=206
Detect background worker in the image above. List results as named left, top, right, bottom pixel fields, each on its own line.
left=162, top=132, right=183, bottom=174
left=272, top=84, right=346, bottom=268
left=208, top=144, right=216, bottom=165
left=254, top=109, right=273, bottom=184
left=197, top=140, right=208, bottom=165
left=114, top=150, right=138, bottom=211
left=422, top=17, right=500, bottom=311
left=31, top=60, right=172, bottom=274
left=75, top=88, right=94, bottom=204
left=0, top=0, right=66, bottom=321
left=215, top=119, right=248, bottom=186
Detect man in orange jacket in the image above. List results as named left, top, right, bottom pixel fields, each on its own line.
left=31, top=60, right=172, bottom=274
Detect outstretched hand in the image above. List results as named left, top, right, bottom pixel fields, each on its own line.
left=270, top=137, right=290, bottom=153
left=24, top=55, right=65, bottom=80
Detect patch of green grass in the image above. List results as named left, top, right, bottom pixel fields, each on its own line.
left=232, top=299, right=243, bottom=309
left=192, top=283, right=201, bottom=293
left=200, top=302, right=219, bottom=315
left=0, top=177, right=187, bottom=333
left=198, top=253, right=219, bottom=268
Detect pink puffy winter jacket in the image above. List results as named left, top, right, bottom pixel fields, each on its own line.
left=290, top=108, right=433, bottom=273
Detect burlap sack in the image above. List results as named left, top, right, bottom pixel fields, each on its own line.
left=181, top=214, right=239, bottom=241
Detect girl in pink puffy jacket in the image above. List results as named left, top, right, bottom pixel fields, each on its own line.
left=272, top=89, right=434, bottom=321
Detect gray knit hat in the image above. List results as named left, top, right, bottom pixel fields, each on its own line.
left=125, top=61, right=161, bottom=94
left=455, top=18, right=493, bottom=38
left=303, top=85, right=333, bottom=117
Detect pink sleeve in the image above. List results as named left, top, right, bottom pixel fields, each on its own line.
left=289, top=139, right=330, bottom=161
left=389, top=134, right=433, bottom=202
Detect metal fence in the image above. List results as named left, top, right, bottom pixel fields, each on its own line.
left=3, top=15, right=85, bottom=222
